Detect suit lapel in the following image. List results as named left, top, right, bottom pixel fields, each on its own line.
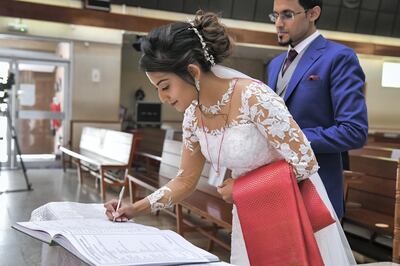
left=269, top=54, right=286, bottom=92
left=283, top=36, right=326, bottom=102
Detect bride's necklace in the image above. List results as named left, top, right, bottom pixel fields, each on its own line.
left=200, top=79, right=236, bottom=115
left=199, top=79, right=238, bottom=177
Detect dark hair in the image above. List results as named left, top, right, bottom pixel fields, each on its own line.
left=139, top=11, right=234, bottom=85
left=299, top=0, right=323, bottom=23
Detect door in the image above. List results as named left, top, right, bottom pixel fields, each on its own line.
left=0, top=53, right=70, bottom=168
left=13, top=60, right=68, bottom=167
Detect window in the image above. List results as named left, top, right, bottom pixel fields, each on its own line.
left=382, top=62, right=400, bottom=88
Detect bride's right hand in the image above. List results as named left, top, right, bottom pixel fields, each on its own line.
left=104, top=199, right=135, bottom=222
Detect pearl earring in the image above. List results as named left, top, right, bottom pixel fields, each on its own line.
left=195, top=78, right=200, bottom=92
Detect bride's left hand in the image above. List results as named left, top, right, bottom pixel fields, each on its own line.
left=217, top=178, right=235, bottom=203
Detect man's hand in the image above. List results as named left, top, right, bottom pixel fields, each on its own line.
left=217, top=178, right=235, bottom=203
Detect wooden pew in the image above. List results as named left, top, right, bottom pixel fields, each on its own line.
left=368, top=131, right=400, bottom=149
left=349, top=146, right=399, bottom=159
left=369, top=131, right=400, bottom=144
left=128, top=127, right=166, bottom=174
left=62, top=120, right=122, bottom=171
left=367, top=141, right=400, bottom=150
left=60, top=127, right=139, bottom=200
left=127, top=139, right=232, bottom=251
left=343, top=154, right=400, bottom=262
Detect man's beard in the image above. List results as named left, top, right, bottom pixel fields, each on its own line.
left=278, top=38, right=293, bottom=46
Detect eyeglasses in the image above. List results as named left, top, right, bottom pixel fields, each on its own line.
left=268, top=9, right=308, bottom=23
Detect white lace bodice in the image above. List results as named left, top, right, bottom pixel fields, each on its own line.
left=147, top=80, right=319, bottom=211
left=196, top=124, right=281, bottom=178
left=184, top=80, right=318, bottom=178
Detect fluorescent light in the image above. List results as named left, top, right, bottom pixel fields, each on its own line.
left=18, top=63, right=55, bottom=73
left=382, top=62, right=400, bottom=88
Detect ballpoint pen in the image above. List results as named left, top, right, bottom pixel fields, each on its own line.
left=113, top=186, right=125, bottom=222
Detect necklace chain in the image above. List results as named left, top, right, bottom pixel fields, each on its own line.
left=199, top=79, right=237, bottom=176
left=200, top=79, right=236, bottom=115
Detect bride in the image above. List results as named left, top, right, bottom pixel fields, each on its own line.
left=105, top=11, right=356, bottom=266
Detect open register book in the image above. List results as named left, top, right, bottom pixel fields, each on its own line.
left=12, top=202, right=220, bottom=266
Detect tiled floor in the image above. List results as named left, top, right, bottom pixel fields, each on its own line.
left=0, top=168, right=230, bottom=266
left=2, top=167, right=399, bottom=266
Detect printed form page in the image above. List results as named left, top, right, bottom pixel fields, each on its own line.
left=20, top=219, right=217, bottom=266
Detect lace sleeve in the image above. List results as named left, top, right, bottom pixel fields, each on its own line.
left=239, top=82, right=319, bottom=180
left=146, top=105, right=205, bottom=212
left=182, top=102, right=199, bottom=151
left=146, top=142, right=205, bottom=212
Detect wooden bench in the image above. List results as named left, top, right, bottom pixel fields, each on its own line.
left=343, top=154, right=400, bottom=262
left=127, top=139, right=232, bottom=251
left=60, top=127, right=139, bottom=200
left=345, top=146, right=400, bottom=201
left=368, top=142, right=400, bottom=149
left=350, top=146, right=394, bottom=158
left=368, top=131, right=400, bottom=149
left=369, top=131, right=400, bottom=144
left=349, top=146, right=400, bottom=161
left=62, top=120, right=122, bottom=171
left=127, top=128, right=166, bottom=174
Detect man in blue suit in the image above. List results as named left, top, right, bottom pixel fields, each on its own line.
left=266, top=0, right=368, bottom=218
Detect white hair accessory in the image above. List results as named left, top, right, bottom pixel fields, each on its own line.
left=188, top=22, right=216, bottom=67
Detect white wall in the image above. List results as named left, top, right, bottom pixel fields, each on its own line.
left=0, top=17, right=123, bottom=45
left=119, top=37, right=182, bottom=124
left=359, top=55, right=400, bottom=130
left=72, top=41, right=121, bottom=121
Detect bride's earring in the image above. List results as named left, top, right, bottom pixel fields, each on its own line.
left=195, top=78, right=200, bottom=92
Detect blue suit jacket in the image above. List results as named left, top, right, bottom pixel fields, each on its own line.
left=266, top=35, right=368, bottom=218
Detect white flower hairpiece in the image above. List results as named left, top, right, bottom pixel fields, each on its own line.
left=188, top=21, right=216, bottom=67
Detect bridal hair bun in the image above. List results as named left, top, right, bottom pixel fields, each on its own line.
left=139, top=10, right=234, bottom=86
left=191, top=11, right=234, bottom=66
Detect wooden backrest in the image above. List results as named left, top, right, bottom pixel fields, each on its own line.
left=79, top=127, right=135, bottom=164
left=79, top=127, right=105, bottom=154
left=347, top=154, right=400, bottom=262
left=70, top=120, right=121, bottom=150
left=369, top=132, right=400, bottom=144
left=350, top=146, right=396, bottom=158
left=347, top=155, right=397, bottom=216
left=393, top=164, right=400, bottom=263
left=158, top=139, right=220, bottom=198
left=130, top=128, right=166, bottom=157
left=102, top=129, right=135, bottom=164
left=368, top=142, right=400, bottom=149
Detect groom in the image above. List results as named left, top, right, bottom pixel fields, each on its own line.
left=266, top=0, right=368, bottom=218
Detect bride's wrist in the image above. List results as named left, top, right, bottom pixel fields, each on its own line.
left=133, top=198, right=150, bottom=214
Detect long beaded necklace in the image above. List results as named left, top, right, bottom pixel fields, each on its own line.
left=199, top=79, right=238, bottom=178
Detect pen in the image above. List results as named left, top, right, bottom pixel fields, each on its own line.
left=113, top=186, right=125, bottom=222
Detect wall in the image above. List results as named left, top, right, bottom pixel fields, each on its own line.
left=223, top=56, right=265, bottom=81
left=359, top=55, right=400, bottom=131
left=72, top=41, right=121, bottom=121
left=119, top=34, right=182, bottom=126
left=0, top=17, right=123, bottom=45
left=0, top=38, right=57, bottom=52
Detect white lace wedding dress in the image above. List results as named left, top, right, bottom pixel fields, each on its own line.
left=32, top=68, right=356, bottom=266
left=148, top=78, right=356, bottom=266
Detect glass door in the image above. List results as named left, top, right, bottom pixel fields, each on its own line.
left=0, top=38, right=71, bottom=169
left=13, top=60, right=68, bottom=167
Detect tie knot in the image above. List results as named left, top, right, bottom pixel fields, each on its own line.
left=287, top=49, right=298, bottom=62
